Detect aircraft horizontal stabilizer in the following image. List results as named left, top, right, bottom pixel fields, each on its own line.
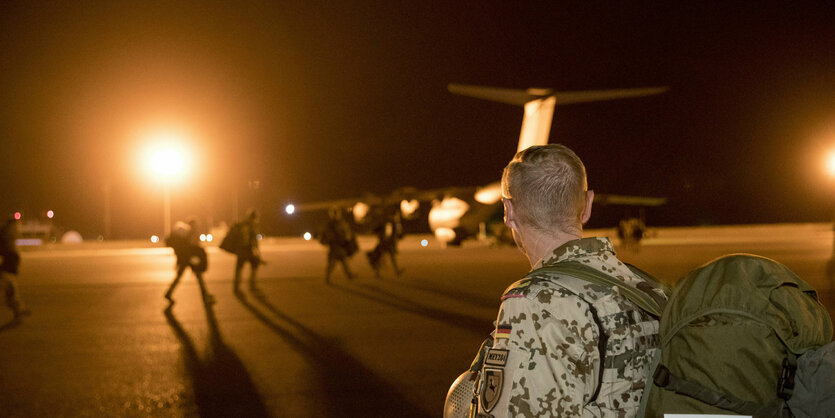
left=448, top=84, right=552, bottom=106
left=448, top=84, right=668, bottom=106
left=553, top=87, right=669, bottom=105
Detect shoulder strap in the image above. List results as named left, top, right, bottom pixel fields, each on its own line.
left=653, top=365, right=790, bottom=417
left=527, top=262, right=671, bottom=411
left=527, top=262, right=665, bottom=317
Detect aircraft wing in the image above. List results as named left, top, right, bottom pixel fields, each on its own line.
left=286, top=198, right=366, bottom=213
left=594, top=194, right=667, bottom=207
left=285, top=186, right=477, bottom=217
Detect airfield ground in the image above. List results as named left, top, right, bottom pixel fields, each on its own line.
left=0, top=223, right=832, bottom=417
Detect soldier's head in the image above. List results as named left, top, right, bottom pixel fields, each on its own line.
left=245, top=208, right=259, bottom=224
left=501, top=144, right=594, bottom=236
left=328, top=206, right=343, bottom=220
left=2, top=217, right=18, bottom=234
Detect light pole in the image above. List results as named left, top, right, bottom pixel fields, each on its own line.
left=163, top=182, right=172, bottom=238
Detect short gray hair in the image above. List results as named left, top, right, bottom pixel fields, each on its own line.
left=501, top=144, right=588, bottom=232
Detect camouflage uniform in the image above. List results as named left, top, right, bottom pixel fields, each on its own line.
left=473, top=237, right=665, bottom=417
left=0, top=219, right=27, bottom=318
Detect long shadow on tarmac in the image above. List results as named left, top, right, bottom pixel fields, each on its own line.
left=164, top=304, right=271, bottom=418
left=236, top=290, right=432, bottom=418
left=0, top=319, right=20, bottom=333
left=372, top=276, right=499, bottom=310
left=329, top=282, right=493, bottom=336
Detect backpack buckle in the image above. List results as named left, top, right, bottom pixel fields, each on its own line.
left=653, top=364, right=671, bottom=388
left=777, top=356, right=797, bottom=400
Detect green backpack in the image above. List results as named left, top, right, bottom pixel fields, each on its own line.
left=642, top=254, right=834, bottom=418
left=536, top=255, right=834, bottom=418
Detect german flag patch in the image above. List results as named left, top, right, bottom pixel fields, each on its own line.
left=495, top=324, right=511, bottom=340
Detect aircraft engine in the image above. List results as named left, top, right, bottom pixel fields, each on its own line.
left=434, top=227, right=457, bottom=244
left=428, top=197, right=470, bottom=244
left=474, top=182, right=503, bottom=205
left=400, top=199, right=420, bottom=219
left=353, top=201, right=370, bottom=223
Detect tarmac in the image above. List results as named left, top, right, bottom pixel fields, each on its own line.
left=0, top=223, right=833, bottom=417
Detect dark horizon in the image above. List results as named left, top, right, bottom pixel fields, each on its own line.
left=3, top=2, right=835, bottom=239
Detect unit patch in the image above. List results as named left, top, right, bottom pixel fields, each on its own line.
left=479, top=367, right=503, bottom=412
left=484, top=348, right=508, bottom=367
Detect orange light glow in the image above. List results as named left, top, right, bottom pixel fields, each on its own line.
left=826, top=150, right=835, bottom=178
left=149, top=146, right=186, bottom=180
left=139, top=127, right=195, bottom=184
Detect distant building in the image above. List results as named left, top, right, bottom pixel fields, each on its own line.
left=17, top=219, right=56, bottom=245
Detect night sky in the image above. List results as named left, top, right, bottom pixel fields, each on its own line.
left=2, top=2, right=835, bottom=238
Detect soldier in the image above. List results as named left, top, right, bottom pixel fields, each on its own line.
left=0, top=217, right=30, bottom=321
left=366, top=207, right=404, bottom=278
left=456, top=144, right=667, bottom=417
left=232, top=209, right=263, bottom=293
left=164, top=219, right=213, bottom=306
left=320, top=207, right=357, bottom=283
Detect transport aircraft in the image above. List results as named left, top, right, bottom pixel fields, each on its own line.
left=285, top=84, right=668, bottom=245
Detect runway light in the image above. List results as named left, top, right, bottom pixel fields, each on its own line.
left=150, top=235, right=160, bottom=243
left=14, top=212, right=21, bottom=220
left=46, top=210, right=54, bottom=219
left=303, top=232, right=312, bottom=241
left=285, top=204, right=295, bottom=215
left=256, top=234, right=263, bottom=241
left=206, top=234, right=213, bottom=242
left=200, top=234, right=207, bottom=242
left=421, top=239, right=429, bottom=247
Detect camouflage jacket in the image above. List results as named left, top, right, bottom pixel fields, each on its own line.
left=474, top=237, right=666, bottom=417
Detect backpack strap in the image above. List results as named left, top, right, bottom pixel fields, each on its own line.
left=653, top=365, right=791, bottom=418
left=528, top=261, right=665, bottom=317
left=624, top=263, right=671, bottom=312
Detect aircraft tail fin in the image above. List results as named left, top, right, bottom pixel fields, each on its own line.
left=448, top=84, right=668, bottom=152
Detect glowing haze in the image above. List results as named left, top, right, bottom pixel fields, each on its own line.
left=2, top=3, right=835, bottom=238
